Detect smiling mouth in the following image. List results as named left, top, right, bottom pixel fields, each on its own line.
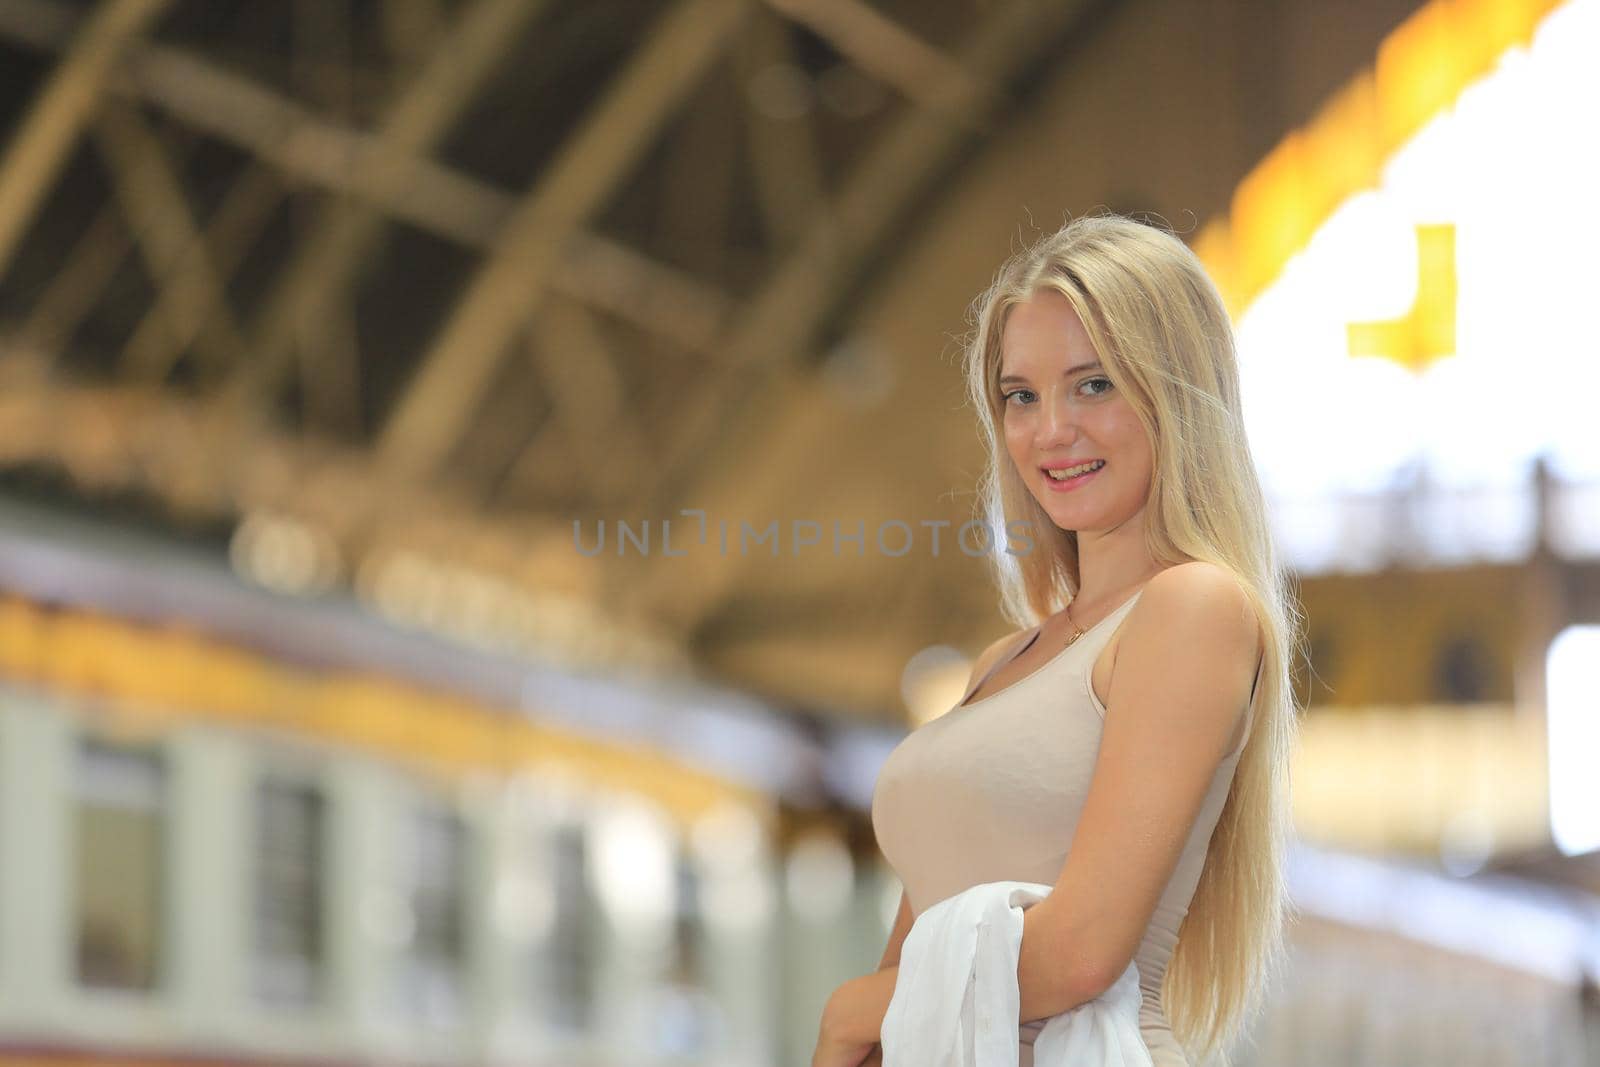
left=1043, top=460, right=1105, bottom=482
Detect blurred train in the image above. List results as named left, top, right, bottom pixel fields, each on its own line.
left=0, top=564, right=837, bottom=1067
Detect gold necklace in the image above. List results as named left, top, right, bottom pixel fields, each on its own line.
left=1061, top=600, right=1086, bottom=646
left=1063, top=574, right=1152, bottom=646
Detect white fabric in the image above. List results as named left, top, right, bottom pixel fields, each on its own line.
left=880, top=881, right=1155, bottom=1067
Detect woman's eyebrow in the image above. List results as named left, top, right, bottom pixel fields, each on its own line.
left=997, top=360, right=1102, bottom=386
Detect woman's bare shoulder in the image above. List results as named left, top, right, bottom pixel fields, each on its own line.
left=1137, top=562, right=1260, bottom=651
left=1145, top=559, right=1249, bottom=595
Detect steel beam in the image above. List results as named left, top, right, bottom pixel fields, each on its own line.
left=229, top=0, right=550, bottom=411
left=92, top=100, right=249, bottom=378
left=0, top=0, right=171, bottom=280
left=375, top=0, right=749, bottom=481
left=0, top=0, right=732, bottom=360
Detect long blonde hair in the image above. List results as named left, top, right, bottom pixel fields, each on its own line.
left=962, top=214, right=1302, bottom=1065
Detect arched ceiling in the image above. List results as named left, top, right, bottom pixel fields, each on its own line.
left=0, top=0, right=1424, bottom=722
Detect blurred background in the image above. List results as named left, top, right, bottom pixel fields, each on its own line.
left=0, top=0, right=1597, bottom=1064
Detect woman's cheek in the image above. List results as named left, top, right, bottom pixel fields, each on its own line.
left=1003, top=413, right=1030, bottom=449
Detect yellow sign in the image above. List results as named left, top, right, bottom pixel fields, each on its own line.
left=1346, top=223, right=1457, bottom=371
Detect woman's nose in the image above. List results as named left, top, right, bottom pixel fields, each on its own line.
left=1036, top=394, right=1077, bottom=445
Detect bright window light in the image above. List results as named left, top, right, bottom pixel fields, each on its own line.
left=1546, top=625, right=1600, bottom=856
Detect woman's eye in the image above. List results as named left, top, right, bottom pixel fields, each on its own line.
left=1079, top=376, right=1113, bottom=397
left=1002, top=389, right=1035, bottom=405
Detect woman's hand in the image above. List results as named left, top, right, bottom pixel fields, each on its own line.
left=812, top=967, right=898, bottom=1067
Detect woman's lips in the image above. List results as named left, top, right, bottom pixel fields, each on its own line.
left=1041, top=463, right=1102, bottom=492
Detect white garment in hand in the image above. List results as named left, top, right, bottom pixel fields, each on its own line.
left=880, top=881, right=1154, bottom=1067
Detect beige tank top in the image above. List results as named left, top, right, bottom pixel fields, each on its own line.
left=871, top=588, right=1258, bottom=1067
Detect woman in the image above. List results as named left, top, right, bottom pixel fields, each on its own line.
left=811, top=214, right=1301, bottom=1067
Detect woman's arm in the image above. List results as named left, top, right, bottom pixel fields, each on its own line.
left=1015, top=561, right=1261, bottom=1021
left=815, top=967, right=897, bottom=1065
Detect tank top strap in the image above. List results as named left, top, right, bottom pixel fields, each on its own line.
left=957, top=588, right=1146, bottom=712
left=1083, top=587, right=1144, bottom=646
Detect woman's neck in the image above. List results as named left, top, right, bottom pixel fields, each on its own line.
left=1072, top=525, right=1165, bottom=608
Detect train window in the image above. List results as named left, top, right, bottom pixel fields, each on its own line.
left=537, top=821, right=593, bottom=1032
left=672, top=847, right=703, bottom=990
left=253, top=779, right=325, bottom=1008
left=73, top=737, right=165, bottom=992
left=1434, top=634, right=1492, bottom=703
left=402, top=803, right=467, bottom=1024
left=655, top=848, right=717, bottom=1057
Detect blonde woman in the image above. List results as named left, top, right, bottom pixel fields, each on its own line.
left=811, top=215, right=1301, bottom=1067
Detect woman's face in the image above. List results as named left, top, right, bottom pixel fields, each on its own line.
left=997, top=288, right=1154, bottom=536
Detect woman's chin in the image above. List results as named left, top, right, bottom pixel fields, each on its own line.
left=1038, top=503, right=1123, bottom=536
